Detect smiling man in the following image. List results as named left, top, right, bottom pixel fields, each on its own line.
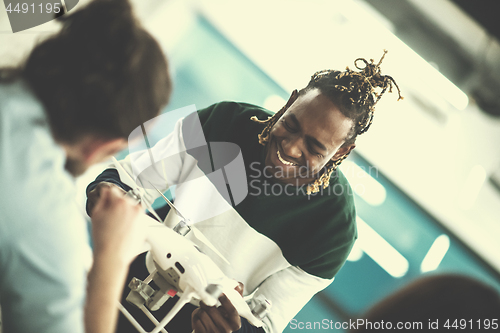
left=86, top=52, right=402, bottom=333
left=262, top=88, right=355, bottom=189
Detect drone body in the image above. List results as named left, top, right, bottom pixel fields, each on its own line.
left=111, top=157, right=270, bottom=333
left=121, top=213, right=268, bottom=333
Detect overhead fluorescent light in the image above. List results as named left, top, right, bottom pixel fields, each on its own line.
left=340, top=161, right=387, bottom=206
left=337, top=0, right=469, bottom=111
left=457, top=165, right=487, bottom=210
left=263, top=95, right=286, bottom=113
left=420, top=234, right=450, bottom=273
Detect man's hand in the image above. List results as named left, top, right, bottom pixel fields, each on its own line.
left=90, top=186, right=144, bottom=265
left=192, top=294, right=242, bottom=333
left=87, top=181, right=126, bottom=217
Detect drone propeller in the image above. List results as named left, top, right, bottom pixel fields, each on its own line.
left=147, top=181, right=186, bottom=221
left=110, top=157, right=163, bottom=223
left=110, top=157, right=230, bottom=265
left=189, top=226, right=230, bottom=266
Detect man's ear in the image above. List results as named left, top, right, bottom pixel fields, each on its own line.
left=284, top=89, right=299, bottom=110
left=83, top=137, right=128, bottom=165
left=332, top=143, right=356, bottom=161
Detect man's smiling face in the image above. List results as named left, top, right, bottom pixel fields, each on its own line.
left=265, top=88, right=355, bottom=186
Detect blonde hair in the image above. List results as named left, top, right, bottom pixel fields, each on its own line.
left=252, top=51, right=403, bottom=194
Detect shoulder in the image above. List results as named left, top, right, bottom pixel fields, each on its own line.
left=0, top=80, right=49, bottom=155
left=328, top=168, right=356, bottom=218
left=294, top=168, right=357, bottom=278
left=197, top=101, right=271, bottom=126
left=196, top=101, right=272, bottom=141
left=323, top=168, right=357, bottom=245
left=198, top=101, right=272, bottom=118
left=308, top=168, right=357, bottom=232
left=0, top=80, right=88, bottom=266
left=0, top=80, right=43, bottom=118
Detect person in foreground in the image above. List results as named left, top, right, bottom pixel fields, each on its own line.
left=350, top=274, right=500, bottom=332
left=0, top=0, right=171, bottom=332
left=86, top=51, right=402, bottom=333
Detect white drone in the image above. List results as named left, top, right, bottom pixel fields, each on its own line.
left=110, top=157, right=271, bottom=333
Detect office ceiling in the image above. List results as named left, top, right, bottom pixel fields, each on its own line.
left=364, top=0, right=500, bottom=117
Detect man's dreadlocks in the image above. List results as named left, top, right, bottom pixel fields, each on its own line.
left=251, top=50, right=403, bottom=194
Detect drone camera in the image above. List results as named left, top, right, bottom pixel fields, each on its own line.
left=126, top=277, right=155, bottom=308
left=147, top=272, right=178, bottom=311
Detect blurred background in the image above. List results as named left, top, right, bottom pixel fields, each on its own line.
left=1, top=0, right=500, bottom=331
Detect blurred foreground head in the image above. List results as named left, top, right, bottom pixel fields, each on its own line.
left=351, top=274, right=500, bottom=332
left=22, top=0, right=171, bottom=144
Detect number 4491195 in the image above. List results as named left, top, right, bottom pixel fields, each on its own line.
left=5, top=3, right=61, bottom=14
left=444, top=319, right=498, bottom=330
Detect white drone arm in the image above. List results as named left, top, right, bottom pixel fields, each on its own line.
left=109, top=157, right=270, bottom=332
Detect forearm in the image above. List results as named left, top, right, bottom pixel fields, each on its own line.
left=251, top=267, right=334, bottom=333
left=84, top=253, right=129, bottom=333
left=84, top=178, right=145, bottom=333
